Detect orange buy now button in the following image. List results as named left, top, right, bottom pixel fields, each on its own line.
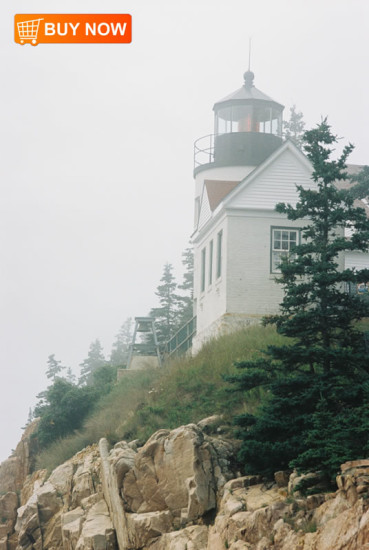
left=14, top=14, right=132, bottom=45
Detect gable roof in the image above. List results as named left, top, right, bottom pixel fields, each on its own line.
left=222, top=139, right=314, bottom=211
left=193, top=141, right=369, bottom=240
left=197, top=183, right=212, bottom=230
left=205, top=180, right=240, bottom=211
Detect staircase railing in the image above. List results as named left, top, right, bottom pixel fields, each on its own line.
left=165, top=316, right=197, bottom=359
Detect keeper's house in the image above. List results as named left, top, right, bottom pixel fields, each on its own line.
left=191, top=70, right=369, bottom=351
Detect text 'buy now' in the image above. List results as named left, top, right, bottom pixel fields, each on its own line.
left=15, top=14, right=132, bottom=45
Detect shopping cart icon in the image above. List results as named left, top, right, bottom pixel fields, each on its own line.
left=17, top=18, right=44, bottom=46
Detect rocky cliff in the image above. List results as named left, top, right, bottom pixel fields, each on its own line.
left=1, top=417, right=369, bottom=549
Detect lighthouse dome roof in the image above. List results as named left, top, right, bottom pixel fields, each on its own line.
left=213, top=71, right=284, bottom=111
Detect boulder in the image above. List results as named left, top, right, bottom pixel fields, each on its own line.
left=62, top=507, right=85, bottom=550
left=122, top=424, right=237, bottom=521
left=15, top=496, right=42, bottom=550
left=0, top=492, right=18, bottom=537
left=127, top=510, right=173, bottom=548
left=274, top=470, right=291, bottom=488
left=35, top=481, right=63, bottom=523
left=75, top=499, right=117, bottom=549
left=0, top=420, right=39, bottom=495
left=71, top=447, right=101, bottom=508
left=21, top=470, right=48, bottom=506
left=197, top=415, right=223, bottom=433
left=148, top=525, right=208, bottom=550
left=48, top=462, right=76, bottom=508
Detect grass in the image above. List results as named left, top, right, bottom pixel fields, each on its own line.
left=35, top=324, right=286, bottom=472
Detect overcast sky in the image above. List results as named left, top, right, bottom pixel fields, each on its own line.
left=1, top=0, right=368, bottom=462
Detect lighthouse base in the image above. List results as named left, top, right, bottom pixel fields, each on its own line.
left=191, top=313, right=263, bottom=354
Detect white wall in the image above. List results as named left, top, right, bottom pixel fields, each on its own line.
left=193, top=214, right=228, bottom=336
left=226, top=210, right=304, bottom=315
left=345, top=251, right=369, bottom=270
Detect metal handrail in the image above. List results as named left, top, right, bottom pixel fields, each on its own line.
left=194, top=134, right=215, bottom=169
left=165, top=316, right=197, bottom=358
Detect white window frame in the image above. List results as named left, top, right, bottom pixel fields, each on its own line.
left=216, top=230, right=223, bottom=279
left=271, top=226, right=299, bottom=274
left=208, top=240, right=213, bottom=286
left=201, top=247, right=206, bottom=292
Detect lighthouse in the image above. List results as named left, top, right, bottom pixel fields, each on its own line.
left=191, top=70, right=315, bottom=351
left=193, top=70, right=284, bottom=223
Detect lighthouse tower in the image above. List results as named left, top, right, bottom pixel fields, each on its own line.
left=191, top=71, right=315, bottom=350
left=193, top=70, right=284, bottom=224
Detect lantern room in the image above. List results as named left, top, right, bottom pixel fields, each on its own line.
left=214, top=71, right=283, bottom=136
left=194, top=70, right=284, bottom=174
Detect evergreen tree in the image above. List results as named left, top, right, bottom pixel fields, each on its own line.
left=150, top=263, right=179, bottom=344
left=34, top=378, right=96, bottom=447
left=79, top=339, right=107, bottom=386
left=177, top=247, right=194, bottom=326
left=348, top=165, right=369, bottom=200
left=22, top=407, right=34, bottom=429
left=283, top=104, right=305, bottom=148
left=228, top=120, right=369, bottom=482
left=65, top=367, right=77, bottom=384
left=46, top=354, right=66, bottom=381
left=110, top=317, right=133, bottom=367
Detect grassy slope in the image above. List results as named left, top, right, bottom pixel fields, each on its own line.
left=36, top=324, right=285, bottom=472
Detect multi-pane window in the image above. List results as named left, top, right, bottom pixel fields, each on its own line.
left=217, top=230, right=223, bottom=279
left=201, top=248, right=206, bottom=292
left=271, top=228, right=298, bottom=273
left=208, top=240, right=213, bottom=286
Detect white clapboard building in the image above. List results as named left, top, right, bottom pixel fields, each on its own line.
left=191, top=70, right=369, bottom=351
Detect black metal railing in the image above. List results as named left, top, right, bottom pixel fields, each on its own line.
left=194, top=134, right=215, bottom=170
left=165, top=316, right=197, bottom=358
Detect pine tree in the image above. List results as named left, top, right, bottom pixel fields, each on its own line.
left=34, top=378, right=96, bottom=446
left=283, top=105, right=305, bottom=148
left=150, top=263, right=179, bottom=344
left=110, top=317, right=133, bottom=367
left=228, top=120, right=369, bottom=482
left=79, top=339, right=107, bottom=386
left=46, top=354, right=66, bottom=381
left=348, top=165, right=369, bottom=200
left=177, top=247, right=194, bottom=326
left=65, top=367, right=77, bottom=384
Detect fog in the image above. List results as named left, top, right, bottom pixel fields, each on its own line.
left=1, top=0, right=368, bottom=461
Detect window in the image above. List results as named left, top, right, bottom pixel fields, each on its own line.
left=201, top=248, right=206, bottom=292
left=217, top=230, right=223, bottom=279
left=208, top=240, right=213, bottom=286
left=194, top=197, right=201, bottom=226
left=271, top=227, right=299, bottom=273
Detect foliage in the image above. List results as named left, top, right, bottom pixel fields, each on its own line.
left=35, top=325, right=284, bottom=471
left=348, top=165, right=369, bottom=200
left=91, top=364, right=117, bottom=389
left=46, top=354, right=66, bottom=381
left=150, top=263, right=180, bottom=345
left=65, top=367, right=76, bottom=384
left=228, top=120, right=369, bottom=481
left=34, top=361, right=117, bottom=449
left=110, top=317, right=133, bottom=368
left=79, top=339, right=107, bottom=385
left=34, top=378, right=97, bottom=447
left=176, top=247, right=194, bottom=326
left=283, top=105, right=305, bottom=148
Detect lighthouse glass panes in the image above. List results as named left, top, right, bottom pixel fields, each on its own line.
left=271, top=228, right=298, bottom=273
left=215, top=105, right=282, bottom=136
